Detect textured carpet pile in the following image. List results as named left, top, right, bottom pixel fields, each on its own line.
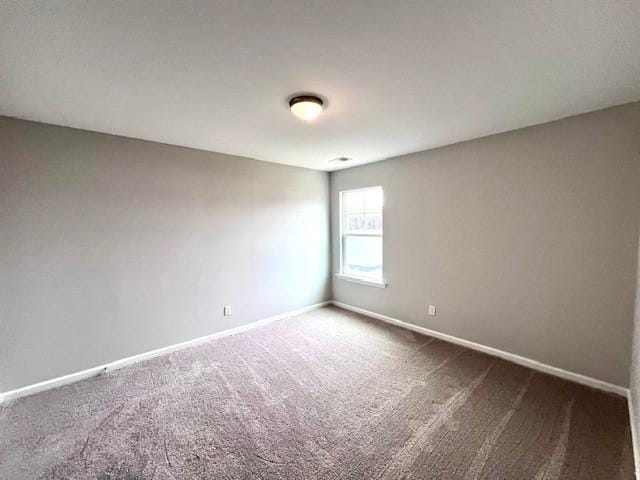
left=0, top=306, right=634, bottom=479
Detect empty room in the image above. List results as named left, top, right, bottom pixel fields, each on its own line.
left=1, top=1, right=640, bottom=479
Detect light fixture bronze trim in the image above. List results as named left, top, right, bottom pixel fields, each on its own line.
left=288, top=95, right=324, bottom=109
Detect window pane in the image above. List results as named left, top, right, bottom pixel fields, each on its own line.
left=346, top=213, right=382, bottom=234
left=364, top=213, right=382, bottom=233
left=344, top=187, right=383, bottom=234
left=344, top=235, right=382, bottom=280
left=344, top=190, right=365, bottom=214
left=364, top=188, right=383, bottom=214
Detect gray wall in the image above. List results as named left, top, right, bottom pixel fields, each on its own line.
left=0, top=117, right=330, bottom=392
left=331, top=102, right=640, bottom=387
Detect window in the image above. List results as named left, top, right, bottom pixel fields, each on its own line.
left=339, top=186, right=384, bottom=286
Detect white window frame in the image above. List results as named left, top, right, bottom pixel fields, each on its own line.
left=336, top=186, right=386, bottom=288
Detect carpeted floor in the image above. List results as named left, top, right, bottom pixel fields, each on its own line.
left=0, top=306, right=634, bottom=479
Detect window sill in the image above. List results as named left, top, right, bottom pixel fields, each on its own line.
left=335, top=273, right=387, bottom=289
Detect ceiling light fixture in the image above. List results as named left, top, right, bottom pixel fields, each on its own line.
left=329, top=156, right=351, bottom=163
left=289, top=95, right=324, bottom=122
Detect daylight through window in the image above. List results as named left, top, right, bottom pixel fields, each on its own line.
left=340, top=186, right=383, bottom=282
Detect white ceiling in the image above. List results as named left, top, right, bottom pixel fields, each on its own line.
left=1, top=1, right=639, bottom=171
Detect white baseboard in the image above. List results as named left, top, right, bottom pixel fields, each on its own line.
left=331, top=300, right=629, bottom=398
left=628, top=394, right=640, bottom=479
left=0, top=301, right=330, bottom=404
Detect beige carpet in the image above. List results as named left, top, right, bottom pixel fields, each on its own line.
left=0, top=306, right=634, bottom=479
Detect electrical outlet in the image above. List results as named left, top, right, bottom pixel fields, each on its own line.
left=223, top=305, right=231, bottom=316
left=428, top=305, right=436, bottom=316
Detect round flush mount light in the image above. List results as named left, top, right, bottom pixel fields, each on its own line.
left=289, top=95, right=324, bottom=122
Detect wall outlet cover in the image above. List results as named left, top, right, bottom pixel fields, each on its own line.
left=428, top=305, right=436, bottom=316
left=223, top=305, right=231, bottom=316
